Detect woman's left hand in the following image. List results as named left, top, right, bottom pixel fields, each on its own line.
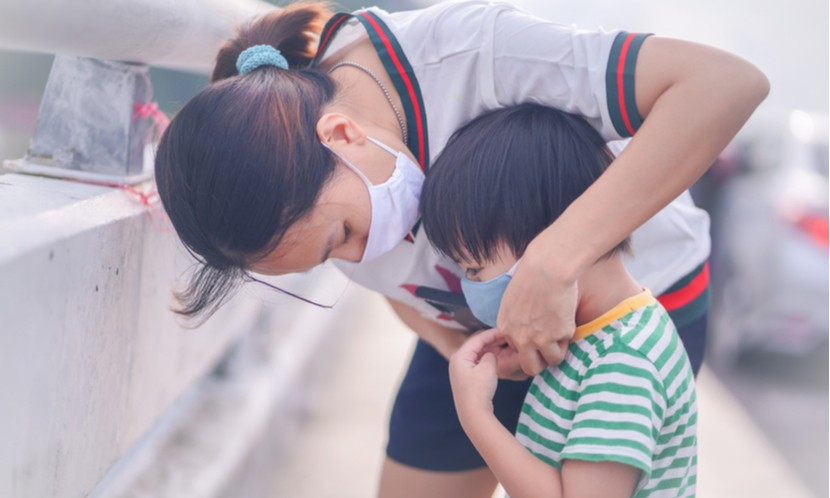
left=497, top=247, right=576, bottom=376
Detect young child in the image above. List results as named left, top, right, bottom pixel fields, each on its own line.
left=420, top=104, right=697, bottom=498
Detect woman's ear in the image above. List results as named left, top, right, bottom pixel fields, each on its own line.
left=316, top=112, right=367, bottom=147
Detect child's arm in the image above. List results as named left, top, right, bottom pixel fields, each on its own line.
left=561, top=460, right=640, bottom=498
left=450, top=330, right=563, bottom=497
left=467, top=417, right=639, bottom=498
left=460, top=409, right=563, bottom=498
left=450, top=331, right=640, bottom=498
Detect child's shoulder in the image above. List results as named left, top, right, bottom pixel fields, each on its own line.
left=574, top=290, right=675, bottom=348
left=573, top=296, right=682, bottom=379
left=615, top=300, right=678, bottom=355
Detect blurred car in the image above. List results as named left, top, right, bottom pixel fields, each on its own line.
left=705, top=110, right=829, bottom=366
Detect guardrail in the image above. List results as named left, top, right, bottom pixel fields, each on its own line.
left=2, top=0, right=275, bottom=181
left=0, top=0, right=273, bottom=73
left=0, top=1, right=355, bottom=497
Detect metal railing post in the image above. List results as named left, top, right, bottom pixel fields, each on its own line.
left=10, top=56, right=153, bottom=181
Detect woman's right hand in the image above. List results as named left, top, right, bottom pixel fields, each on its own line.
left=478, top=334, right=532, bottom=381
left=497, top=240, right=578, bottom=376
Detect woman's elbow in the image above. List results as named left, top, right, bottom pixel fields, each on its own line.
left=739, top=62, right=771, bottom=108
left=718, top=48, right=771, bottom=110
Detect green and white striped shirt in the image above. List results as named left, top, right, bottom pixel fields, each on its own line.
left=516, top=290, right=697, bottom=497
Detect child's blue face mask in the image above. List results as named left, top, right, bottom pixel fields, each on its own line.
left=460, top=260, right=520, bottom=328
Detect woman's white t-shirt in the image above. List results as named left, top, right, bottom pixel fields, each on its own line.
left=329, top=1, right=710, bottom=328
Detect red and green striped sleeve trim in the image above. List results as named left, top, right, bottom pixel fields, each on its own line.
left=656, top=262, right=711, bottom=328
left=314, top=10, right=429, bottom=240
left=313, top=11, right=430, bottom=172
left=314, top=13, right=351, bottom=62
left=605, top=31, right=652, bottom=138
left=354, top=11, right=430, bottom=172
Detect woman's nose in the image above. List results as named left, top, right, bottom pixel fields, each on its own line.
left=330, top=237, right=366, bottom=263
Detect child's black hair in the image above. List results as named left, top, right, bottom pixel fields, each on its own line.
left=421, top=103, right=630, bottom=264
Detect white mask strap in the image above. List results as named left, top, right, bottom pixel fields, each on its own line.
left=321, top=142, right=372, bottom=185
left=506, top=259, right=521, bottom=277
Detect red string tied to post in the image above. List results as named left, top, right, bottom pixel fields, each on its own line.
left=132, top=101, right=170, bottom=138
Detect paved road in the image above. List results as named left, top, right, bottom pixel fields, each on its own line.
left=708, top=347, right=829, bottom=497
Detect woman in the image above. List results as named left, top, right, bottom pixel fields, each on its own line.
left=154, top=2, right=768, bottom=497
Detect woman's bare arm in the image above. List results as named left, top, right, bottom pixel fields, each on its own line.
left=499, top=36, right=769, bottom=375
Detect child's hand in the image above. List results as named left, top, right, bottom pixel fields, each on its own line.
left=449, top=328, right=503, bottom=421
left=493, top=339, right=568, bottom=381
left=492, top=346, right=530, bottom=381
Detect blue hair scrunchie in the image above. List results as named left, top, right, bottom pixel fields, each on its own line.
left=236, top=44, right=289, bottom=74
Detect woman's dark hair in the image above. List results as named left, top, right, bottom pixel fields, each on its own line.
left=421, top=103, right=630, bottom=264
left=155, top=2, right=336, bottom=322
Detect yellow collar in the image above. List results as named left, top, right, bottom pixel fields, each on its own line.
left=572, top=289, right=656, bottom=342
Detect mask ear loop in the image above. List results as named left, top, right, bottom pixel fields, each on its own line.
left=320, top=142, right=374, bottom=187
left=366, top=136, right=399, bottom=157
left=506, top=259, right=521, bottom=277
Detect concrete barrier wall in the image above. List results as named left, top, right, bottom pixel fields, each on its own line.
left=0, top=2, right=352, bottom=495
left=0, top=172, right=334, bottom=497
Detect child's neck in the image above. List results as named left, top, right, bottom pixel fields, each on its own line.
left=575, top=254, right=643, bottom=327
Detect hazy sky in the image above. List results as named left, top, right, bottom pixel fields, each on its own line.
left=510, top=0, right=828, bottom=124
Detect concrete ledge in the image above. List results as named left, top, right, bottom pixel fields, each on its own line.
left=0, top=172, right=323, bottom=497
left=89, top=285, right=356, bottom=498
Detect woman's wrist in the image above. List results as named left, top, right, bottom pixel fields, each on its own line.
left=526, top=220, right=589, bottom=285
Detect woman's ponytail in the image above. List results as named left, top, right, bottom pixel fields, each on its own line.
left=212, top=2, right=333, bottom=81
left=156, top=2, right=339, bottom=322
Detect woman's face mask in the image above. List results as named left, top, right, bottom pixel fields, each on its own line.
left=324, top=137, right=424, bottom=262
left=460, top=260, right=521, bottom=328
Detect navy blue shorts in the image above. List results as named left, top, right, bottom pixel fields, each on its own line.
left=386, top=309, right=708, bottom=471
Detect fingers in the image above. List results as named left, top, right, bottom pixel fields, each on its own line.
left=537, top=339, right=569, bottom=369
left=457, top=328, right=503, bottom=358
left=454, top=328, right=564, bottom=379
left=479, top=331, right=509, bottom=357
left=473, top=328, right=505, bottom=348
left=478, top=351, right=497, bottom=370
left=517, top=348, right=548, bottom=377
left=493, top=347, right=530, bottom=380
left=512, top=335, right=571, bottom=375
left=452, top=328, right=505, bottom=368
